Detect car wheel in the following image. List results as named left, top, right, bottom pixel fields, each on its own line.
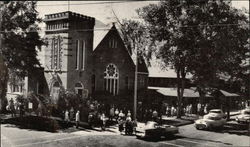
left=196, top=125, right=204, bottom=130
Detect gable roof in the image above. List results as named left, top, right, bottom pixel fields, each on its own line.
left=93, top=20, right=111, bottom=50
left=93, top=21, right=149, bottom=74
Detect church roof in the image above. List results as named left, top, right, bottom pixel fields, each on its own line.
left=93, top=21, right=149, bottom=74
left=93, top=20, right=111, bottom=50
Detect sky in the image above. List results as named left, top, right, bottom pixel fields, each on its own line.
left=36, top=1, right=249, bottom=24
left=36, top=0, right=249, bottom=77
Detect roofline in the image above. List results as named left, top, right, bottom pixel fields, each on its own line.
left=137, top=72, right=149, bottom=75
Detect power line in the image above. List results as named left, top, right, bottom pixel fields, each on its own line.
left=36, top=1, right=140, bottom=7
left=0, top=23, right=248, bottom=33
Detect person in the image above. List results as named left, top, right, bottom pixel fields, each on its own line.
left=148, top=109, right=152, bottom=121
left=119, top=110, right=124, bottom=119
left=189, top=104, right=193, bottom=116
left=186, top=105, right=189, bottom=116
left=127, top=110, right=131, bottom=117
left=204, top=104, right=208, bottom=114
left=100, top=113, right=106, bottom=131
left=143, top=109, right=148, bottom=122
left=9, top=98, right=15, bottom=117
left=109, top=107, right=115, bottom=121
left=88, top=112, right=94, bottom=127
left=115, top=108, right=119, bottom=121
left=171, top=106, right=175, bottom=117
left=75, top=110, right=80, bottom=128
left=166, top=106, right=170, bottom=117
left=118, top=117, right=124, bottom=134
left=125, top=116, right=132, bottom=135
left=197, top=103, right=201, bottom=115
left=19, top=102, right=24, bottom=117
left=152, top=109, right=158, bottom=122
left=65, top=110, right=70, bottom=123
left=70, top=107, right=74, bottom=120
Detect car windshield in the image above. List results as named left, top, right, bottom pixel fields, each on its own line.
left=145, top=122, right=157, bottom=129
left=209, top=110, right=221, bottom=114
left=204, top=115, right=221, bottom=120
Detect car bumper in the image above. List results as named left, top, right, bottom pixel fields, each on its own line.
left=236, top=118, right=250, bottom=123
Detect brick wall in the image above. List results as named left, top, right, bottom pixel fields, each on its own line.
left=93, top=27, right=135, bottom=95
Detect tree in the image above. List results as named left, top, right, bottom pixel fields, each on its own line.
left=112, top=8, right=153, bottom=120
left=119, top=19, right=153, bottom=65
left=0, top=1, right=43, bottom=111
left=138, top=0, right=249, bottom=118
left=116, top=19, right=154, bottom=120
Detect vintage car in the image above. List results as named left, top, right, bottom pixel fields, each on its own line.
left=195, top=109, right=227, bottom=130
left=136, top=121, right=179, bottom=139
left=236, top=109, right=250, bottom=123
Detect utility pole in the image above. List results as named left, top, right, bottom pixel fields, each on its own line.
left=0, top=0, right=4, bottom=119
left=0, top=1, right=3, bottom=49
left=133, top=43, right=138, bottom=121
left=68, top=0, right=70, bottom=11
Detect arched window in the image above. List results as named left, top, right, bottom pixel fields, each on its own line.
left=104, top=64, right=119, bottom=95
left=75, top=82, right=83, bottom=97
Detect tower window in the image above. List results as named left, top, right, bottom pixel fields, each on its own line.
left=75, top=40, right=80, bottom=69
left=51, top=36, right=61, bottom=70
left=80, top=40, right=86, bottom=70
left=109, top=38, right=117, bottom=48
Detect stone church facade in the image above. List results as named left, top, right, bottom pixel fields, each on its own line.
left=6, top=11, right=148, bottom=104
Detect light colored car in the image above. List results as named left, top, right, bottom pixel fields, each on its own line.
left=236, top=109, right=250, bottom=123
left=136, top=121, right=179, bottom=139
left=208, top=109, right=227, bottom=118
left=195, top=109, right=227, bottom=130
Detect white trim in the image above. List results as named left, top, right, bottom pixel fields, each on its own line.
left=137, top=72, right=149, bottom=75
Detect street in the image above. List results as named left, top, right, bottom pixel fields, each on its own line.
left=1, top=119, right=250, bottom=147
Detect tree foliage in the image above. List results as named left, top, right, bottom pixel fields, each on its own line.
left=119, top=19, right=154, bottom=65
left=1, top=1, right=43, bottom=75
left=138, top=0, right=249, bottom=117
left=0, top=1, right=43, bottom=111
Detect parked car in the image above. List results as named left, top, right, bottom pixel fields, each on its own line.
left=136, top=121, right=179, bottom=139
left=236, top=109, right=250, bottom=123
left=195, top=109, right=227, bottom=130
left=208, top=109, right=227, bottom=118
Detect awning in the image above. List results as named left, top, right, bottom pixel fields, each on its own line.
left=219, top=90, right=240, bottom=97
left=148, top=87, right=212, bottom=98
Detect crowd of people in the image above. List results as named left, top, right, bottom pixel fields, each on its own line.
left=5, top=96, right=250, bottom=135
left=6, top=98, right=25, bottom=117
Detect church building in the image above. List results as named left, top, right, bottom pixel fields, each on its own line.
left=6, top=11, right=149, bottom=105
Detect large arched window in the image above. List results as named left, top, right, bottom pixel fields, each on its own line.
left=104, top=64, right=119, bottom=95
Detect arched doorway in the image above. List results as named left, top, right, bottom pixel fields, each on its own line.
left=75, top=82, right=83, bottom=97
left=51, top=81, right=60, bottom=104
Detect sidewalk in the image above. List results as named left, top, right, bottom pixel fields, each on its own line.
left=0, top=109, right=243, bottom=133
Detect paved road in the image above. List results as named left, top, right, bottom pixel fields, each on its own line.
left=1, top=121, right=250, bottom=147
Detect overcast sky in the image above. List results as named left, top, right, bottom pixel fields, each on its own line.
left=36, top=1, right=249, bottom=28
